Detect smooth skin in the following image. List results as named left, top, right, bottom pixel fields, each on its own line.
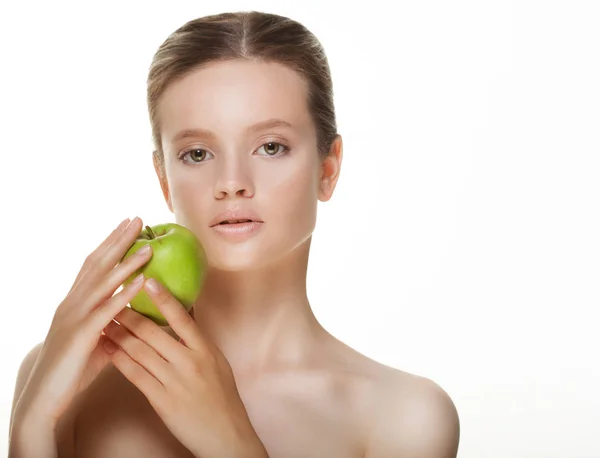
left=9, top=59, right=460, bottom=457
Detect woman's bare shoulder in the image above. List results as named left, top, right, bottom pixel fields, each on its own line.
left=322, top=335, right=459, bottom=457
left=365, top=368, right=460, bottom=457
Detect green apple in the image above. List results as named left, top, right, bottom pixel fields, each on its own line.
left=120, top=223, right=207, bottom=326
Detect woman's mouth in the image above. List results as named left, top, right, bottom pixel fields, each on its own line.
left=218, top=219, right=254, bottom=225
left=211, top=221, right=263, bottom=240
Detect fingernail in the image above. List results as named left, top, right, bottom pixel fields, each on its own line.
left=118, top=218, right=130, bottom=231
left=136, top=245, right=152, bottom=256
left=145, top=278, right=161, bottom=294
left=132, top=273, right=145, bottom=284
left=127, top=216, right=140, bottom=229
left=104, top=339, right=118, bottom=354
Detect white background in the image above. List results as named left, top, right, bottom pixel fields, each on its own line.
left=1, top=1, right=599, bottom=457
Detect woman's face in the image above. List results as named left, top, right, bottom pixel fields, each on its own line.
left=155, top=59, right=335, bottom=271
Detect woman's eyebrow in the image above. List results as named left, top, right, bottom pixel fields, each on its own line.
left=170, top=118, right=294, bottom=143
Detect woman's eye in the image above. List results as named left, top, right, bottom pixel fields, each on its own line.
left=258, top=142, right=289, bottom=156
left=181, top=148, right=211, bottom=163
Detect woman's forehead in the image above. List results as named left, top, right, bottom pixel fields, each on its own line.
left=158, top=61, right=313, bottom=142
left=161, top=59, right=308, bottom=107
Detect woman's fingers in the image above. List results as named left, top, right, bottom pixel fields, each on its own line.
left=67, top=217, right=131, bottom=294
left=69, top=217, right=145, bottom=308
left=88, top=273, right=146, bottom=333
left=103, top=320, right=172, bottom=386
left=80, top=217, right=143, bottom=283
left=88, top=217, right=132, bottom=265
left=82, top=242, right=153, bottom=313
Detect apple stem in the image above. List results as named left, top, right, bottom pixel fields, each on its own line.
left=146, top=225, right=156, bottom=240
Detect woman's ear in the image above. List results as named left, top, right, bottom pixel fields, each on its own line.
left=153, top=152, right=173, bottom=213
left=318, top=134, right=343, bottom=202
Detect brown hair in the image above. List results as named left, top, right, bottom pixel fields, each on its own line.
left=147, top=10, right=338, bottom=179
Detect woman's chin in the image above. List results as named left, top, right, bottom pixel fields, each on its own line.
left=206, top=252, right=273, bottom=272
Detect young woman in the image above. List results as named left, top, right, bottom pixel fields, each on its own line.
left=9, top=11, right=460, bottom=458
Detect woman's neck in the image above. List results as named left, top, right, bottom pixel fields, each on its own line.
left=191, top=242, right=327, bottom=377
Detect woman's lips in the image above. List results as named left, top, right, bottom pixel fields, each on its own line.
left=211, top=221, right=263, bottom=240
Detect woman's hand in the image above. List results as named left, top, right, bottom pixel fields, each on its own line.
left=14, top=216, right=153, bottom=428
left=102, top=278, right=269, bottom=458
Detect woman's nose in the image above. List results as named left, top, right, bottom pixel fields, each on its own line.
left=213, top=162, right=255, bottom=199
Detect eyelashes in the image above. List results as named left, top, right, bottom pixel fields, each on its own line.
left=178, top=141, right=291, bottom=165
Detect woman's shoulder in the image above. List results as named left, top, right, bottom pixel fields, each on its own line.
left=321, top=335, right=460, bottom=456
left=365, top=367, right=460, bottom=456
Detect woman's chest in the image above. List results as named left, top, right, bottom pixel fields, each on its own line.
left=242, top=387, right=367, bottom=458
left=66, top=370, right=368, bottom=458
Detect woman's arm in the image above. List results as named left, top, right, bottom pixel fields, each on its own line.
left=9, top=343, right=43, bottom=433
left=9, top=409, right=58, bottom=458
left=9, top=368, right=59, bottom=458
